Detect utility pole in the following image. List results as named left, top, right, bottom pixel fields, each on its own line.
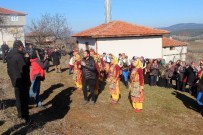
left=104, top=0, right=112, bottom=23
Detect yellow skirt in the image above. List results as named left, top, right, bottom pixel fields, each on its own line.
left=132, top=102, right=143, bottom=110
left=75, top=82, right=82, bottom=89
left=110, top=80, right=120, bottom=101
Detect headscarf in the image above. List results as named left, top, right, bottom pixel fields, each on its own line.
left=133, top=58, right=142, bottom=69
left=111, top=55, right=118, bottom=65
left=75, top=54, right=81, bottom=61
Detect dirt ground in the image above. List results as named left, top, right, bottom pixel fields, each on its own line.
left=0, top=58, right=203, bottom=135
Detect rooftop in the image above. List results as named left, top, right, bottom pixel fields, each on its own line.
left=162, top=37, right=188, bottom=47
left=0, top=7, right=26, bottom=15
left=73, top=20, right=170, bottom=38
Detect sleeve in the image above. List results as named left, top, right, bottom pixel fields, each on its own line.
left=138, top=68, right=144, bottom=86
left=16, top=55, right=26, bottom=74
left=36, top=59, right=48, bottom=69
left=114, top=65, right=120, bottom=78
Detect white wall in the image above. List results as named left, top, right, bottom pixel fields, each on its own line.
left=163, top=46, right=187, bottom=63
left=97, top=36, right=163, bottom=59
left=0, top=27, right=25, bottom=47
left=77, top=38, right=96, bottom=51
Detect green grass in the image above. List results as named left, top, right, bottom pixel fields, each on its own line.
left=0, top=57, right=203, bottom=135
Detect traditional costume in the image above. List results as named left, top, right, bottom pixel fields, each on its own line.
left=130, top=58, right=144, bottom=112
left=90, top=50, right=105, bottom=95
left=108, top=56, right=120, bottom=104
left=73, top=51, right=82, bottom=89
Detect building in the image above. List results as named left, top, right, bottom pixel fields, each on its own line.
left=162, top=37, right=188, bottom=63
left=72, top=21, right=170, bottom=59
left=0, top=7, right=27, bottom=47
left=25, top=32, right=54, bottom=46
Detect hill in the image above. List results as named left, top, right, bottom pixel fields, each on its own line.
left=160, top=23, right=203, bottom=37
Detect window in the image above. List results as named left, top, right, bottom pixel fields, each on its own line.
left=170, top=47, right=175, bottom=50
left=10, top=16, right=18, bottom=22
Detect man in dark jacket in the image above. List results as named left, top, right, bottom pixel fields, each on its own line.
left=7, top=40, right=31, bottom=123
left=1, top=41, right=9, bottom=63
left=51, top=48, right=61, bottom=73
left=81, top=50, right=96, bottom=105
left=185, top=62, right=198, bottom=94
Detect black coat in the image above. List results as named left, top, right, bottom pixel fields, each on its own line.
left=52, top=51, right=61, bottom=65
left=1, top=44, right=9, bottom=54
left=7, top=48, right=30, bottom=88
left=186, top=66, right=197, bottom=85
left=81, top=56, right=96, bottom=80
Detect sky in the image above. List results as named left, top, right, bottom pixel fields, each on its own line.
left=0, top=0, right=203, bottom=32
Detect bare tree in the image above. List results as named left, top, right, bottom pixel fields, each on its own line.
left=27, top=14, right=51, bottom=46
left=28, top=13, right=71, bottom=48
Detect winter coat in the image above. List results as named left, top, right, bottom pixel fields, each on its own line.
left=186, top=66, right=197, bottom=85
left=150, top=64, right=159, bottom=76
left=81, top=56, right=96, bottom=80
left=52, top=51, right=61, bottom=65
left=30, top=58, right=48, bottom=81
left=1, top=44, right=9, bottom=54
left=7, top=48, right=30, bottom=88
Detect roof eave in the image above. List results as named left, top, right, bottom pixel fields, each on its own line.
left=163, top=44, right=188, bottom=47
left=73, top=33, right=169, bottom=38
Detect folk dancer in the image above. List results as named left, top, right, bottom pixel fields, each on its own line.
left=107, top=56, right=121, bottom=104
left=130, top=58, right=144, bottom=112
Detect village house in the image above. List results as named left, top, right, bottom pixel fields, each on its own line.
left=73, top=21, right=188, bottom=61
left=0, top=7, right=26, bottom=47
left=162, top=37, right=187, bottom=63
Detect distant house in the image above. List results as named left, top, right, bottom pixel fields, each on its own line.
left=0, top=7, right=27, bottom=47
left=72, top=21, right=169, bottom=59
left=162, top=37, right=188, bottom=63
left=25, top=32, right=54, bottom=46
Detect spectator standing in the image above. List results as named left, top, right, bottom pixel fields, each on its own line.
left=150, top=59, right=159, bottom=86
left=7, top=40, right=31, bottom=123
left=52, top=48, right=61, bottom=73
left=1, top=41, right=10, bottom=63
left=186, top=62, right=198, bottom=94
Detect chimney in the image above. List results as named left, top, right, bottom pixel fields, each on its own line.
left=104, top=0, right=112, bottom=23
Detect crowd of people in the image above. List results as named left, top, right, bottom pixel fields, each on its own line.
left=6, top=40, right=63, bottom=124
left=3, top=40, right=203, bottom=124
left=70, top=49, right=203, bottom=114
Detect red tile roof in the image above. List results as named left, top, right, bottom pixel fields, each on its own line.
left=0, top=7, right=26, bottom=15
left=162, top=37, right=188, bottom=47
left=73, top=21, right=170, bottom=38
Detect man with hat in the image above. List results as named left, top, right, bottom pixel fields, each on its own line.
left=7, top=40, right=31, bottom=123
